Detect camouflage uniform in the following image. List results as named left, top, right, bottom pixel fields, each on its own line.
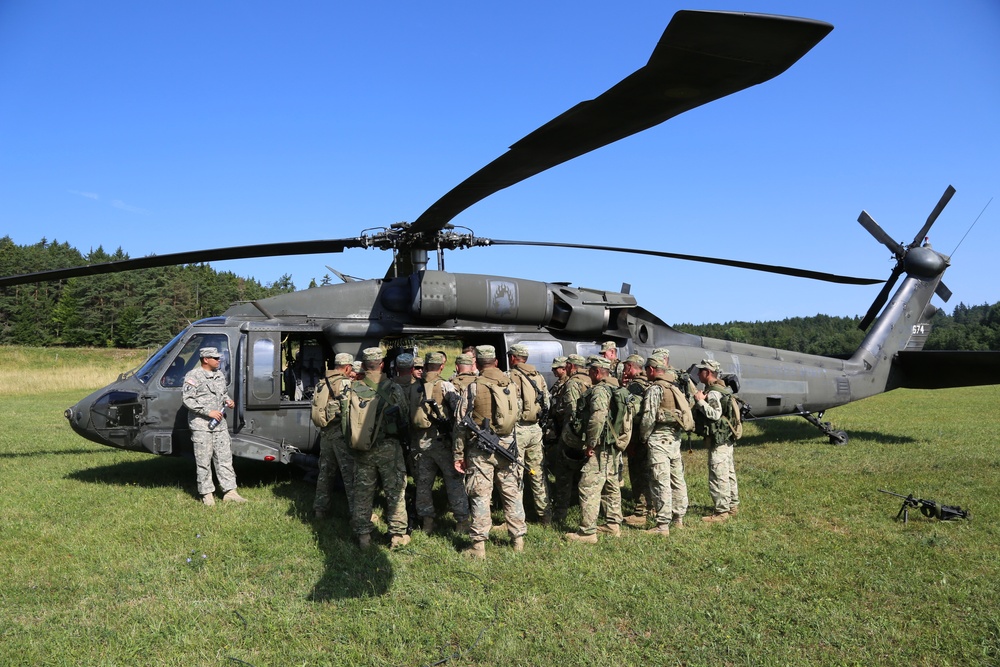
left=639, top=376, right=689, bottom=527
left=454, top=353, right=526, bottom=546
left=624, top=365, right=652, bottom=519
left=411, top=359, right=469, bottom=526
left=551, top=356, right=591, bottom=521
left=350, top=351, right=411, bottom=540
left=695, top=360, right=740, bottom=516
left=182, top=357, right=239, bottom=497
left=508, top=345, right=551, bottom=522
left=311, top=355, right=354, bottom=517
left=575, top=363, right=623, bottom=535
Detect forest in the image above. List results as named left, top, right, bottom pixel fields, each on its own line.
left=2, top=236, right=998, bottom=353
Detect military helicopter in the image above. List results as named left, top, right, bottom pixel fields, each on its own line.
left=2, top=10, right=994, bottom=465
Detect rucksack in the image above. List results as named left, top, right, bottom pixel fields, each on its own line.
left=607, top=384, right=639, bottom=451
left=342, top=377, right=403, bottom=451
left=654, top=379, right=695, bottom=433
left=311, top=375, right=349, bottom=429
left=511, top=366, right=545, bottom=424
left=473, top=374, right=518, bottom=437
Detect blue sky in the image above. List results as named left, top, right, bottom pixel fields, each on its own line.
left=1, top=1, right=997, bottom=326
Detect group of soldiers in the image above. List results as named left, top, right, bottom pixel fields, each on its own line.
left=309, top=341, right=742, bottom=559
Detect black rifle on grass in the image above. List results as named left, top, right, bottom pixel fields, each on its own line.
left=878, top=489, right=970, bottom=524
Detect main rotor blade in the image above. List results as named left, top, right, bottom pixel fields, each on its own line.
left=488, top=240, right=884, bottom=285
left=408, top=11, right=833, bottom=237
left=912, top=184, right=956, bottom=247
left=858, top=210, right=902, bottom=255
left=0, top=238, right=366, bottom=287
left=858, top=265, right=903, bottom=331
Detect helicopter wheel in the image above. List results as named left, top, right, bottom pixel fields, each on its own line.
left=828, top=430, right=849, bottom=446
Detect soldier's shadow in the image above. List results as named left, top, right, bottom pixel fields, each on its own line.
left=271, top=479, right=394, bottom=601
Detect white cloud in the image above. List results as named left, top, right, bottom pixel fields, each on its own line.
left=69, top=190, right=100, bottom=200
left=111, top=199, right=150, bottom=215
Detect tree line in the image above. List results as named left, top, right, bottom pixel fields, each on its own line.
left=0, top=237, right=294, bottom=348
left=2, top=236, right=998, bottom=352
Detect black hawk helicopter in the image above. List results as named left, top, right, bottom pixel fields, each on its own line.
left=2, top=10, right=996, bottom=465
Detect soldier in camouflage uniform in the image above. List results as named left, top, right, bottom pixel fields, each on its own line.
left=350, top=347, right=412, bottom=549
left=507, top=343, right=552, bottom=524
left=311, top=352, right=355, bottom=519
left=694, top=358, right=740, bottom=522
left=622, top=353, right=653, bottom=527
left=550, top=354, right=591, bottom=524
left=450, top=352, right=477, bottom=389
left=453, top=345, right=526, bottom=559
left=601, top=341, right=624, bottom=381
left=182, top=347, right=246, bottom=505
left=639, top=354, right=691, bottom=535
left=411, top=351, right=470, bottom=534
left=565, top=356, right=623, bottom=543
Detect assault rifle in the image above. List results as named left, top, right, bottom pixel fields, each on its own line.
left=878, top=489, right=970, bottom=524
left=460, top=414, right=536, bottom=476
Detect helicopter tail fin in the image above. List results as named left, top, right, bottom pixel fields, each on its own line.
left=847, top=186, right=956, bottom=397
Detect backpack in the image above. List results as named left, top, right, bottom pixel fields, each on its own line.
left=511, top=366, right=545, bottom=423
left=473, top=374, right=518, bottom=437
left=413, top=376, right=448, bottom=431
left=654, top=379, right=695, bottom=433
left=607, top=385, right=640, bottom=451
left=311, top=375, right=348, bottom=429
left=342, top=377, right=403, bottom=451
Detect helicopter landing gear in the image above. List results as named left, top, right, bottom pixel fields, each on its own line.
left=797, top=407, right=849, bottom=445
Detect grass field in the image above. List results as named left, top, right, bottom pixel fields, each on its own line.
left=1, top=348, right=998, bottom=666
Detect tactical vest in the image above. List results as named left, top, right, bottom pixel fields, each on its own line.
left=511, top=363, right=545, bottom=424
left=696, top=381, right=740, bottom=444
left=471, top=367, right=518, bottom=436
left=311, top=371, right=350, bottom=429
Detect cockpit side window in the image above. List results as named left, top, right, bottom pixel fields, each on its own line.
left=160, top=334, right=231, bottom=388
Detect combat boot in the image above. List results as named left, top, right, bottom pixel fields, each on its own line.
left=511, top=536, right=524, bottom=553
left=201, top=493, right=215, bottom=506
left=728, top=505, right=740, bottom=516
left=624, top=514, right=648, bottom=528
left=702, top=512, right=729, bottom=524
left=314, top=508, right=328, bottom=520
left=645, top=524, right=670, bottom=537
left=421, top=516, right=435, bottom=533
left=390, top=534, right=411, bottom=549
left=455, top=517, right=471, bottom=534
left=462, top=542, right=486, bottom=560
left=564, top=532, right=598, bottom=544
left=597, top=523, right=621, bottom=537
left=222, top=489, right=247, bottom=503
left=358, top=533, right=372, bottom=550
left=670, top=516, right=684, bottom=530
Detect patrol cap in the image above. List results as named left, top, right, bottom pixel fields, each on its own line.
left=351, top=361, right=362, bottom=373
left=508, top=343, right=530, bottom=358
left=199, top=347, right=222, bottom=359
left=412, top=355, right=424, bottom=368
left=456, top=353, right=475, bottom=366
left=566, top=354, right=586, bottom=367
left=475, top=345, right=496, bottom=361
left=333, top=352, right=354, bottom=366
left=625, top=353, right=645, bottom=365
left=361, top=347, right=384, bottom=362
left=551, top=355, right=568, bottom=369
left=424, top=351, right=445, bottom=365
left=696, top=358, right=722, bottom=374
left=645, top=354, right=668, bottom=370
left=395, top=353, right=414, bottom=368
left=652, top=347, right=670, bottom=358
left=588, top=356, right=611, bottom=370
left=600, top=341, right=617, bottom=352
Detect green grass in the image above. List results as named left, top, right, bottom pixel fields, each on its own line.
left=2, top=378, right=999, bottom=665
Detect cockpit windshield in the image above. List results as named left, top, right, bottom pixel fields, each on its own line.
left=134, top=331, right=186, bottom=384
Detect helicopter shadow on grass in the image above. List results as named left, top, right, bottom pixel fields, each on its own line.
left=68, top=454, right=395, bottom=599
left=271, top=474, right=395, bottom=601
left=742, top=418, right=916, bottom=447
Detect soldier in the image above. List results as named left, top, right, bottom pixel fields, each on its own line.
left=653, top=347, right=698, bottom=405
left=622, top=353, right=653, bottom=527
left=550, top=353, right=591, bottom=524
left=349, top=347, right=411, bottom=549
left=694, top=358, right=740, bottom=522
left=565, top=356, right=623, bottom=543
left=507, top=343, right=552, bottom=524
left=393, top=353, right=416, bottom=385
left=311, top=352, right=355, bottom=520
left=412, top=351, right=470, bottom=534
left=451, top=352, right=477, bottom=391
left=601, top=341, right=624, bottom=381
left=412, top=354, right=425, bottom=381
left=638, top=354, right=692, bottom=535
left=453, top=345, right=526, bottom=559
left=182, top=347, right=246, bottom=505
left=350, top=360, right=363, bottom=380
